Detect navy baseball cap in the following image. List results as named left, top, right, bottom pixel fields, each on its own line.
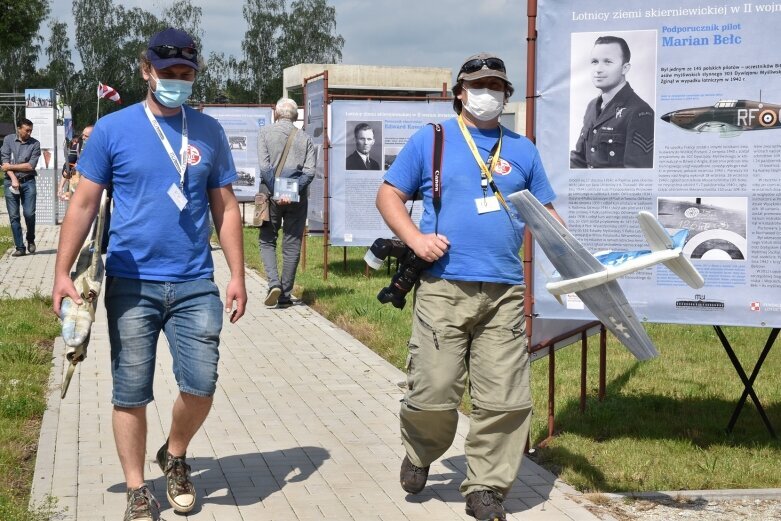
left=147, top=27, right=200, bottom=71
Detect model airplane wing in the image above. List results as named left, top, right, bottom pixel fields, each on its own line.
left=60, top=190, right=109, bottom=398
left=507, top=190, right=662, bottom=360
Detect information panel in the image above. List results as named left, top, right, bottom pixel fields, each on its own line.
left=202, top=106, right=273, bottom=202
left=535, top=0, right=781, bottom=327
left=304, top=78, right=325, bottom=230
left=329, top=100, right=452, bottom=247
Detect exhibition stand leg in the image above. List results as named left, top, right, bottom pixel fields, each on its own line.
left=713, top=325, right=778, bottom=438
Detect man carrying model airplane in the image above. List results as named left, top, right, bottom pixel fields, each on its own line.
left=376, top=52, right=563, bottom=521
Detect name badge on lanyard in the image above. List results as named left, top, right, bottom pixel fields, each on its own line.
left=143, top=102, right=189, bottom=211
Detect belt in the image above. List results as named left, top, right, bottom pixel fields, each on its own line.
left=14, top=175, right=36, bottom=183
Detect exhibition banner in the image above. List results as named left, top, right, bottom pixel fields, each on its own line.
left=304, top=78, right=326, bottom=228
left=202, top=106, right=273, bottom=201
left=329, top=100, right=452, bottom=247
left=25, top=88, right=56, bottom=169
left=535, top=0, right=781, bottom=327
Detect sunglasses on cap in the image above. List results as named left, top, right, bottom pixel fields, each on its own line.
left=460, top=57, right=506, bottom=75
left=150, top=44, right=198, bottom=61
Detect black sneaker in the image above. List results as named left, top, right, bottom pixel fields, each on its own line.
left=264, top=286, right=282, bottom=306
left=27, top=242, right=36, bottom=254
left=400, top=455, right=429, bottom=494
left=124, top=484, right=160, bottom=521
left=276, top=298, right=294, bottom=309
left=156, top=440, right=196, bottom=513
left=465, top=489, right=506, bottom=521
left=11, top=248, right=25, bottom=257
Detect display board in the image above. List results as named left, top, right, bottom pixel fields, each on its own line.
left=25, top=88, right=56, bottom=170
left=304, top=78, right=326, bottom=231
left=328, top=100, right=453, bottom=247
left=201, top=106, right=273, bottom=202
left=535, top=0, right=781, bottom=327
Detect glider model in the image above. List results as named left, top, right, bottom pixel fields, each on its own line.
left=508, top=190, right=705, bottom=361
left=660, top=99, right=781, bottom=136
left=60, top=191, right=109, bottom=398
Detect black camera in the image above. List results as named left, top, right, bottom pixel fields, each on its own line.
left=364, top=238, right=432, bottom=309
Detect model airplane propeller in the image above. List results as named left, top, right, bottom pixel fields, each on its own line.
left=508, top=190, right=705, bottom=361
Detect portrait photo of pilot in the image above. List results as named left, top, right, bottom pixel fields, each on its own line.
left=570, top=31, right=656, bottom=169
left=346, top=121, right=382, bottom=170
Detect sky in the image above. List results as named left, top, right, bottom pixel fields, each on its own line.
left=46, top=0, right=528, bottom=100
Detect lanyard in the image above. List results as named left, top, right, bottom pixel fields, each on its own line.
left=143, top=102, right=188, bottom=189
left=456, top=115, right=509, bottom=211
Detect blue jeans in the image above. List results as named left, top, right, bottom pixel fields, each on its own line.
left=3, top=176, right=36, bottom=251
left=105, top=276, right=224, bottom=407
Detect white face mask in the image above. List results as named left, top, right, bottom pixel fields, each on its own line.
left=463, top=88, right=504, bottom=121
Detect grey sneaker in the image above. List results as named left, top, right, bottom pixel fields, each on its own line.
left=400, top=455, right=429, bottom=494
left=124, top=484, right=160, bottom=521
left=465, top=489, right=506, bottom=521
left=156, top=440, right=196, bottom=513
left=27, top=242, right=36, bottom=254
left=11, top=248, right=25, bottom=257
left=264, top=286, right=282, bottom=306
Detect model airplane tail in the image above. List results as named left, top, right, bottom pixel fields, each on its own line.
left=507, top=190, right=706, bottom=361
left=637, top=211, right=704, bottom=289
left=60, top=191, right=108, bottom=399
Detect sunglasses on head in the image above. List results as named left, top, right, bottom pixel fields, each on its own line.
left=150, top=44, right=198, bottom=61
left=460, top=57, right=506, bottom=75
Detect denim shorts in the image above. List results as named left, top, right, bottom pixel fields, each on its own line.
left=105, top=276, right=223, bottom=407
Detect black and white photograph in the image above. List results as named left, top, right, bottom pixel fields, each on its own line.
left=657, top=196, right=747, bottom=261
left=383, top=146, right=402, bottom=170
left=569, top=30, right=657, bottom=169
left=345, top=121, right=382, bottom=170
left=228, top=135, right=247, bottom=150
left=234, top=167, right=256, bottom=187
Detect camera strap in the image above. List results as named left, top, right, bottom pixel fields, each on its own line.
left=428, top=122, right=444, bottom=234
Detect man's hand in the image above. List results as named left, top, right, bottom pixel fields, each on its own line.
left=224, top=276, right=247, bottom=324
left=275, top=195, right=292, bottom=206
left=1, top=162, right=11, bottom=171
left=52, top=274, right=82, bottom=318
left=409, top=233, right=450, bottom=263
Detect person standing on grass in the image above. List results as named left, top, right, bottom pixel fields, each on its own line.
left=51, top=27, right=247, bottom=521
left=376, top=52, right=561, bottom=521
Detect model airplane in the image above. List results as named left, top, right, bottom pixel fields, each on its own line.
left=660, top=99, right=781, bottom=136
left=508, top=190, right=705, bottom=361
left=60, top=191, right=109, bottom=398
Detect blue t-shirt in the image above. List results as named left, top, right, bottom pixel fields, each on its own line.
left=384, top=117, right=555, bottom=285
left=77, top=103, right=237, bottom=281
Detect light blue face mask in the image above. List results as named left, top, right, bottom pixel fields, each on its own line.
left=150, top=75, right=193, bottom=108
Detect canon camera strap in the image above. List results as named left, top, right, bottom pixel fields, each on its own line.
left=428, top=123, right=444, bottom=234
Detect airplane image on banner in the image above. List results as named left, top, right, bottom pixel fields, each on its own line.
left=660, top=99, right=781, bottom=136
left=508, top=190, right=705, bottom=361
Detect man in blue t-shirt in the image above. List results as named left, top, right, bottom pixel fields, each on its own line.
left=377, top=52, right=562, bottom=521
left=51, top=28, right=247, bottom=521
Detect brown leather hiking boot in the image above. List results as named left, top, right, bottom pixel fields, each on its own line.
left=123, top=484, right=160, bottom=521
left=399, top=454, right=429, bottom=494
left=156, top=440, right=196, bottom=513
left=465, top=489, right=506, bottom=521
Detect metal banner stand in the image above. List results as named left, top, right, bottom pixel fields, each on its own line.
left=713, top=325, right=779, bottom=438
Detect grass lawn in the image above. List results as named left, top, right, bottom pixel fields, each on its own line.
left=242, top=228, right=781, bottom=492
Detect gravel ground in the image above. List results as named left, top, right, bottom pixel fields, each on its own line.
left=583, top=495, right=781, bottom=520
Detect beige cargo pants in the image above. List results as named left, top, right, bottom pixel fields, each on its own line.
left=400, top=274, right=532, bottom=498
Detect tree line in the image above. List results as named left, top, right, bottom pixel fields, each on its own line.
left=0, top=0, right=344, bottom=131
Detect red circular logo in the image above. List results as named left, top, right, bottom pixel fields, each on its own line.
left=187, top=145, right=202, bottom=165
left=493, top=158, right=512, bottom=175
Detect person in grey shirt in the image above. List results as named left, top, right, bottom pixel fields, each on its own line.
left=2, top=118, right=41, bottom=256
left=257, top=98, right=316, bottom=308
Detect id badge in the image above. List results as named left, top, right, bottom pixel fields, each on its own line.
left=167, top=183, right=188, bottom=211
left=475, top=196, right=500, bottom=214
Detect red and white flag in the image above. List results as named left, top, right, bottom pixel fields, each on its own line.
left=97, top=82, right=121, bottom=104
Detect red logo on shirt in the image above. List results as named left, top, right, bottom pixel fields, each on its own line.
left=493, top=158, right=512, bottom=175
left=187, top=145, right=202, bottom=165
